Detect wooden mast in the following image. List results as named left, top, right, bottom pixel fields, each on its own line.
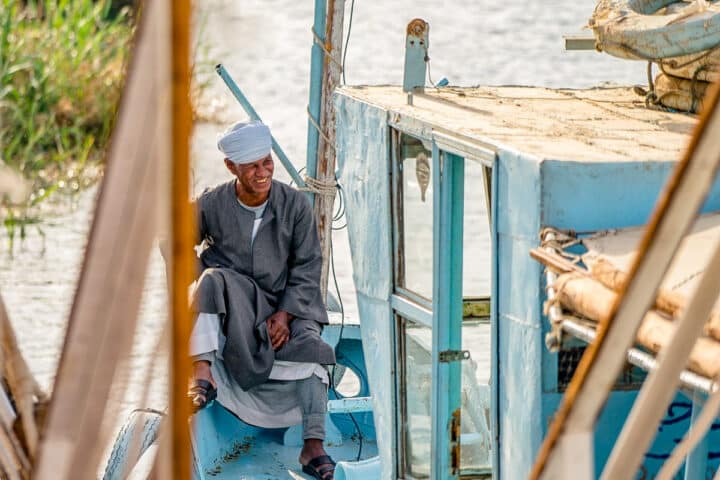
left=314, top=0, right=345, bottom=302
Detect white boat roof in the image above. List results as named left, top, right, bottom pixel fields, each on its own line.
left=336, top=85, right=697, bottom=162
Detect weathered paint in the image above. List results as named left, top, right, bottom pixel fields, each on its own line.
left=306, top=0, right=328, bottom=193
left=494, top=149, right=545, bottom=480
left=188, top=323, right=376, bottom=479
left=536, top=157, right=720, bottom=478
left=539, top=160, right=720, bottom=231
left=431, top=149, right=464, bottom=479
left=402, top=19, right=428, bottom=94
left=335, top=94, right=396, bottom=479
left=334, top=85, right=720, bottom=479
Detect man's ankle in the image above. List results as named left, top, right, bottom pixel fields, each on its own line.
left=193, top=360, right=213, bottom=380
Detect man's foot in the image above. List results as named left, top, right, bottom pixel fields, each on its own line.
left=188, top=361, right=217, bottom=412
left=300, top=439, right=335, bottom=479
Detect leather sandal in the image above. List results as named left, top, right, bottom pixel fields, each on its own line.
left=301, top=454, right=336, bottom=479
left=188, top=379, right=217, bottom=413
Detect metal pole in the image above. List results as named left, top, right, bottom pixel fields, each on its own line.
left=215, top=64, right=306, bottom=188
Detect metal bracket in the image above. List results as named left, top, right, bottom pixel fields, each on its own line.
left=403, top=18, right=429, bottom=96
left=439, top=350, right=470, bottom=363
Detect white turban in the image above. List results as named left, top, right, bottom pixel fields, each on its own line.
left=217, top=121, right=272, bottom=165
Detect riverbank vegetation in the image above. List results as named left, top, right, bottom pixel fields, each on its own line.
left=0, top=0, right=134, bottom=239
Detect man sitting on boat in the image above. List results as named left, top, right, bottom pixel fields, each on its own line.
left=188, top=121, right=337, bottom=479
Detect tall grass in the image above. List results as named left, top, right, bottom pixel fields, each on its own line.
left=0, top=0, right=133, bottom=242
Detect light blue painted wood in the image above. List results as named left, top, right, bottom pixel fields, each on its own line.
left=431, top=149, right=464, bottom=479
left=391, top=294, right=432, bottom=328
left=335, top=93, right=396, bottom=478
left=402, top=20, right=428, bottom=93
left=490, top=155, right=500, bottom=479
left=214, top=64, right=305, bottom=189
left=540, top=159, right=720, bottom=231
left=305, top=0, right=327, bottom=199
left=334, top=87, right=720, bottom=480
left=684, top=392, right=709, bottom=480
left=494, top=149, right=545, bottom=480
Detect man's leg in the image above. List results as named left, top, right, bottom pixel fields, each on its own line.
left=189, top=353, right=216, bottom=409
left=297, top=374, right=335, bottom=478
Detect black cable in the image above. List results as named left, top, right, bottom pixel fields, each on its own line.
left=341, top=0, right=356, bottom=85
left=329, top=233, right=363, bottom=461
left=289, top=166, right=307, bottom=188
left=332, top=183, right=348, bottom=230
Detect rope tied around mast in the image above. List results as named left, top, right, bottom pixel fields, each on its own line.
left=299, top=175, right=338, bottom=198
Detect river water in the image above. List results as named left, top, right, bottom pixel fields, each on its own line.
left=0, top=0, right=645, bottom=461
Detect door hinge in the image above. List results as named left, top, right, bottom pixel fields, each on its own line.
left=439, top=350, right=470, bottom=363
left=451, top=408, right=461, bottom=474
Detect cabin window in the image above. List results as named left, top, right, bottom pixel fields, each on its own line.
left=392, top=131, right=496, bottom=478
left=462, top=159, right=492, bottom=298
left=398, top=315, right=432, bottom=478
left=396, top=133, right=434, bottom=302
left=459, top=158, right=493, bottom=475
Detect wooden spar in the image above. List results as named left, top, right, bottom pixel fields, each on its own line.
left=314, top=0, right=345, bottom=302
left=170, top=0, right=193, bottom=477
left=32, top=0, right=171, bottom=477
left=531, top=75, right=720, bottom=478
left=601, top=209, right=720, bottom=478
left=529, top=248, right=587, bottom=276
left=0, top=292, right=45, bottom=462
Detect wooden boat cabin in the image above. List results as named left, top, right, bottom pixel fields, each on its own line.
left=333, top=84, right=720, bottom=479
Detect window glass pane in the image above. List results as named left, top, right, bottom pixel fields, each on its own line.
left=401, top=134, right=433, bottom=300
left=463, top=161, right=491, bottom=298
left=402, top=318, right=432, bottom=478
left=402, top=318, right=493, bottom=476
left=460, top=321, right=493, bottom=473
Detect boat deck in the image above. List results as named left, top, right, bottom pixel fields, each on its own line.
left=195, top=426, right=376, bottom=479
left=337, top=85, right=696, bottom=162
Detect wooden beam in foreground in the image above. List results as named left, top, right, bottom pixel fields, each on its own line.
left=169, top=0, right=193, bottom=478
left=33, top=1, right=172, bottom=478
left=531, top=77, right=720, bottom=479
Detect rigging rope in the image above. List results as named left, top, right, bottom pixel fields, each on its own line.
left=311, top=27, right=344, bottom=71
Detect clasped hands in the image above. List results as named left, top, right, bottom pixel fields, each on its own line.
left=266, top=310, right=293, bottom=350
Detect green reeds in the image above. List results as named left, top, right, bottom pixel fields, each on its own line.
left=0, top=0, right=133, bottom=241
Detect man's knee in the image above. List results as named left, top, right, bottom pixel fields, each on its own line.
left=193, top=268, right=227, bottom=313
left=196, top=268, right=223, bottom=295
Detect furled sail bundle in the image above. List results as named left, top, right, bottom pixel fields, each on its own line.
left=538, top=213, right=720, bottom=381
left=590, top=0, right=720, bottom=112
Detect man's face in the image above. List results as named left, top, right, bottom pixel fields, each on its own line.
left=227, top=154, right=274, bottom=197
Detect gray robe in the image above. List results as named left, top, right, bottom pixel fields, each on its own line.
left=193, top=179, right=335, bottom=390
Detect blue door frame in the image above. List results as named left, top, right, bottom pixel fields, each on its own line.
left=431, top=147, right=465, bottom=480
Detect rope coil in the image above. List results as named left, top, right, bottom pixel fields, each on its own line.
left=299, top=175, right=338, bottom=198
